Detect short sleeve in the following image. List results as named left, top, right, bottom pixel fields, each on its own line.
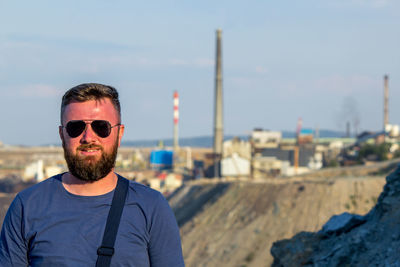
left=148, top=193, right=185, bottom=267
left=0, top=195, right=29, bottom=266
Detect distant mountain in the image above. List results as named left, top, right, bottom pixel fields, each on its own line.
left=282, top=129, right=347, bottom=138
left=122, top=129, right=347, bottom=148
left=122, top=135, right=246, bottom=148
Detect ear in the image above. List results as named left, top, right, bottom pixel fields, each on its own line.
left=117, top=124, right=125, bottom=147
left=59, top=126, right=64, bottom=143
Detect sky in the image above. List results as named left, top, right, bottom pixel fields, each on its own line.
left=0, top=0, right=399, bottom=146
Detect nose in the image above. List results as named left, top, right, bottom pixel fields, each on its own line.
left=80, top=123, right=97, bottom=143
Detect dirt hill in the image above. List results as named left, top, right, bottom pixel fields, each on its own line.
left=169, top=160, right=400, bottom=267
left=270, top=162, right=400, bottom=266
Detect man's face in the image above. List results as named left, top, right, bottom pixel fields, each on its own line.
left=59, top=98, right=124, bottom=182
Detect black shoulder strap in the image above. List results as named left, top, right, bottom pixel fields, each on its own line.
left=96, top=175, right=129, bottom=267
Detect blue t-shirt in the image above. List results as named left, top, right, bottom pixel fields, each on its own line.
left=0, top=174, right=185, bottom=267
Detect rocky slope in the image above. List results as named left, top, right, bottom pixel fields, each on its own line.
left=169, top=172, right=387, bottom=266
left=270, top=164, right=400, bottom=266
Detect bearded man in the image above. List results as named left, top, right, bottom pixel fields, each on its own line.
left=0, top=83, right=185, bottom=266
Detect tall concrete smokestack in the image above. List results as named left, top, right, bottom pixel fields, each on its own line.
left=384, top=74, right=389, bottom=131
left=213, top=29, right=223, bottom=178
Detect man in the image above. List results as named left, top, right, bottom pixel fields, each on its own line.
left=0, top=83, right=185, bottom=266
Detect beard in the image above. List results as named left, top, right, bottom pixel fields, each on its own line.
left=63, top=140, right=118, bottom=182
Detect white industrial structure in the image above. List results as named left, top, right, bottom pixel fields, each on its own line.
left=221, top=137, right=251, bottom=177
left=221, top=153, right=250, bottom=177
left=251, top=129, right=282, bottom=148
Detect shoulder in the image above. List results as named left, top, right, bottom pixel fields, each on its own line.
left=127, top=179, right=167, bottom=207
left=128, top=179, right=163, bottom=199
left=4, top=174, right=64, bottom=227
left=117, top=174, right=169, bottom=212
left=16, top=174, right=63, bottom=204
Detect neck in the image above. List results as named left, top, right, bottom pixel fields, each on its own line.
left=61, top=171, right=118, bottom=196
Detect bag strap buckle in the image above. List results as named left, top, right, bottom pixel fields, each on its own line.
left=97, top=246, right=114, bottom=257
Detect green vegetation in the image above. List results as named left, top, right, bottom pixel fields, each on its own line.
left=393, top=149, right=400, bottom=159
left=327, top=159, right=339, bottom=167
left=0, top=166, right=24, bottom=170
left=357, top=143, right=391, bottom=163
left=244, top=252, right=255, bottom=263
left=349, top=195, right=358, bottom=208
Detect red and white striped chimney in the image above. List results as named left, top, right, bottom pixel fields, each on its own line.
left=173, top=91, right=179, bottom=151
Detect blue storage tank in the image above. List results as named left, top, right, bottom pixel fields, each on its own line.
left=300, top=128, right=313, bottom=136
left=150, top=150, right=173, bottom=170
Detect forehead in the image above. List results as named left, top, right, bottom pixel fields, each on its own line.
left=62, top=98, right=119, bottom=123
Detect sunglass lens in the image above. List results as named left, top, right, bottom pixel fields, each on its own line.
left=91, top=120, right=111, bottom=138
left=66, top=121, right=86, bottom=138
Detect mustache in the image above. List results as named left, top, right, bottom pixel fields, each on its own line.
left=77, top=144, right=104, bottom=151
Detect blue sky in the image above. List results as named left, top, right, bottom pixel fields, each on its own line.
left=0, top=0, right=399, bottom=145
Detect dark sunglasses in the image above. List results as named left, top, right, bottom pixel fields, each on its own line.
left=63, top=120, right=120, bottom=138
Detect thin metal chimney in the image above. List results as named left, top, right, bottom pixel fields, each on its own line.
left=346, top=121, right=350, bottom=138
left=384, top=74, right=389, bottom=131
left=213, top=29, right=223, bottom=178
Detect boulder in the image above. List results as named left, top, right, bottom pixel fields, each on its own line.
left=271, top=165, right=400, bottom=266
left=321, top=212, right=366, bottom=236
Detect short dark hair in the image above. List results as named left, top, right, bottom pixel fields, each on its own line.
left=61, top=83, right=121, bottom=123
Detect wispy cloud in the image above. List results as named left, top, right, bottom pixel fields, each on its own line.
left=193, top=58, right=214, bottom=67
left=358, top=0, right=390, bottom=7
left=13, top=84, right=62, bottom=98
left=3, top=33, right=136, bottom=51
left=255, top=66, right=268, bottom=74
left=229, top=76, right=265, bottom=91
left=167, top=58, right=213, bottom=67
left=169, top=58, right=188, bottom=66
left=74, top=56, right=213, bottom=74
left=331, top=0, right=391, bottom=8
left=313, top=74, right=378, bottom=94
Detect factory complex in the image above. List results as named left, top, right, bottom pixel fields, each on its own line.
left=0, top=30, right=398, bottom=196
